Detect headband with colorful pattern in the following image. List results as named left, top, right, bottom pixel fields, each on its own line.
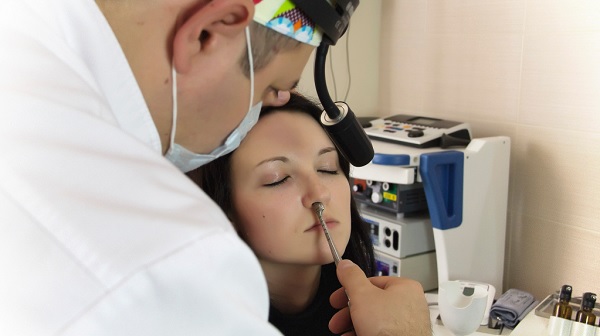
left=253, top=0, right=323, bottom=47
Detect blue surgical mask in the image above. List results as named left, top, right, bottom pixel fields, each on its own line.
left=165, top=26, right=261, bottom=173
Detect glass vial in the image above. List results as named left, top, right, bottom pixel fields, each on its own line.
left=575, top=292, right=597, bottom=326
left=552, top=284, right=573, bottom=320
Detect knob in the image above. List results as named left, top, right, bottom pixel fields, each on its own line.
left=407, top=129, right=424, bottom=138
left=371, top=192, right=383, bottom=203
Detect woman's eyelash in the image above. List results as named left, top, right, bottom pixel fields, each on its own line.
left=264, top=169, right=338, bottom=187
left=264, top=176, right=290, bottom=187
left=318, top=169, right=339, bottom=175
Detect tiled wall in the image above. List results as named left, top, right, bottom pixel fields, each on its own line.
left=379, top=0, right=600, bottom=301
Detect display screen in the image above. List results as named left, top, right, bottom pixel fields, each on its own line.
left=362, top=217, right=380, bottom=247
left=410, top=117, right=438, bottom=126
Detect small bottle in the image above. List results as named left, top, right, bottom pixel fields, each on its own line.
left=552, top=284, right=573, bottom=320
left=575, top=292, right=597, bottom=325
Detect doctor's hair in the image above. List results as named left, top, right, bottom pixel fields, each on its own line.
left=238, top=21, right=304, bottom=76
left=187, top=92, right=376, bottom=277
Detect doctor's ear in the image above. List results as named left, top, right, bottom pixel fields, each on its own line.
left=172, top=0, right=254, bottom=73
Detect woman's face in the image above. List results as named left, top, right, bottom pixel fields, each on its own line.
left=229, top=111, right=351, bottom=266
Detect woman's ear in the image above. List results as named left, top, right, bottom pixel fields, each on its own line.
left=172, top=0, right=254, bottom=73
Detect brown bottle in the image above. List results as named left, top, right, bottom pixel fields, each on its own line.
left=552, top=284, right=573, bottom=320
left=575, top=292, right=597, bottom=326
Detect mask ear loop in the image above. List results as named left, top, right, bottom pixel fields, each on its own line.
left=169, top=27, right=254, bottom=153
left=169, top=66, right=178, bottom=150
left=245, top=26, right=255, bottom=113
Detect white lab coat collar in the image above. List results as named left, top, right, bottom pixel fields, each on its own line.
left=57, top=0, right=163, bottom=153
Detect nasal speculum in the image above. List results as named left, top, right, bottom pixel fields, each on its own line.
left=312, top=202, right=342, bottom=265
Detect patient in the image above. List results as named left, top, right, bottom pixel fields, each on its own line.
left=188, top=92, right=376, bottom=335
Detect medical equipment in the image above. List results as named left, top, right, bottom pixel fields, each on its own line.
left=293, top=0, right=375, bottom=167
left=438, top=280, right=491, bottom=335
left=364, top=114, right=472, bottom=148
left=351, top=134, right=510, bottom=294
left=313, top=202, right=342, bottom=265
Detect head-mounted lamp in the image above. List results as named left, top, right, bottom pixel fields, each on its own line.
left=293, top=0, right=374, bottom=167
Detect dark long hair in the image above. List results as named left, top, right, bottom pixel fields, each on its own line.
left=187, top=93, right=375, bottom=277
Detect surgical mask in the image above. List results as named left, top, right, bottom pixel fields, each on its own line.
left=165, top=27, right=262, bottom=172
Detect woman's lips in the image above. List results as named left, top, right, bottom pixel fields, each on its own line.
left=305, top=221, right=337, bottom=232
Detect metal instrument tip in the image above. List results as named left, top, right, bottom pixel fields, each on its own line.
left=312, top=202, right=324, bottom=214
left=312, top=201, right=341, bottom=265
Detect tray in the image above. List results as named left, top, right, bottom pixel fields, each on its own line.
left=535, top=291, right=600, bottom=320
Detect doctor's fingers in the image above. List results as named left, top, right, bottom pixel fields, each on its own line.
left=330, top=286, right=350, bottom=309
left=329, top=306, right=354, bottom=336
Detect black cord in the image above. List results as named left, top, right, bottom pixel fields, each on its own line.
left=344, top=23, right=352, bottom=101
left=314, top=43, right=340, bottom=120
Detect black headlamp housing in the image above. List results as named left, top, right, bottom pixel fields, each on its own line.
left=292, top=0, right=359, bottom=46
left=292, top=0, right=374, bottom=167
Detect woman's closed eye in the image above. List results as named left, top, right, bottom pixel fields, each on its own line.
left=264, top=176, right=290, bottom=187
left=318, top=169, right=339, bottom=175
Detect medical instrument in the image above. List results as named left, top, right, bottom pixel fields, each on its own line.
left=351, top=134, right=510, bottom=296
left=312, top=202, right=341, bottom=265
left=293, top=0, right=375, bottom=167
left=438, top=280, right=490, bottom=335
left=364, top=114, right=472, bottom=149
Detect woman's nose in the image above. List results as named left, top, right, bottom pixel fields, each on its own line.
left=301, top=175, right=331, bottom=209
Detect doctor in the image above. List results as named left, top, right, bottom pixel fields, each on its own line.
left=0, top=0, right=430, bottom=335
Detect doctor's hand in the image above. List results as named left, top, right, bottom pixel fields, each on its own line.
left=329, top=260, right=431, bottom=336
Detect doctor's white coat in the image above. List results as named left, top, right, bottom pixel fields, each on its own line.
left=0, top=0, right=282, bottom=335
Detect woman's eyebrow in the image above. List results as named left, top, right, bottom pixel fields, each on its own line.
left=255, top=147, right=335, bottom=167
left=255, top=156, right=289, bottom=167
left=318, top=147, right=337, bottom=156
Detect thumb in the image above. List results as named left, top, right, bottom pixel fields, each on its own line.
left=336, top=259, right=370, bottom=296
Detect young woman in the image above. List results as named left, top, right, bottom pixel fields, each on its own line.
left=188, top=92, right=376, bottom=335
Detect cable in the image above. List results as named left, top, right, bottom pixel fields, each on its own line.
left=314, top=44, right=339, bottom=119
left=343, top=22, right=352, bottom=101
left=328, top=23, right=352, bottom=103
left=329, top=47, right=338, bottom=101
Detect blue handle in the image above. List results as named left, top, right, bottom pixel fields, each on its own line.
left=419, top=151, right=464, bottom=230
left=372, top=153, right=410, bottom=166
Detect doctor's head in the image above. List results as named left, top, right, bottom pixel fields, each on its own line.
left=168, top=0, right=325, bottom=163
left=97, top=0, right=321, bottom=159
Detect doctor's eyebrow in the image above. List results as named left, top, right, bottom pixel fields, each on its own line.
left=276, top=81, right=299, bottom=92
left=288, top=81, right=299, bottom=91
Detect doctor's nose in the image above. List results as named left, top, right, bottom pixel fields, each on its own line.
left=301, top=176, right=331, bottom=209
left=263, top=90, right=291, bottom=107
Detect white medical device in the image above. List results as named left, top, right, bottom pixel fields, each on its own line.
left=364, top=114, right=472, bottom=148
left=455, top=280, right=496, bottom=326
left=439, top=280, right=496, bottom=332
left=351, top=135, right=510, bottom=298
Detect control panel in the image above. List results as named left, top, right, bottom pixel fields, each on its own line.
left=364, top=114, right=472, bottom=148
